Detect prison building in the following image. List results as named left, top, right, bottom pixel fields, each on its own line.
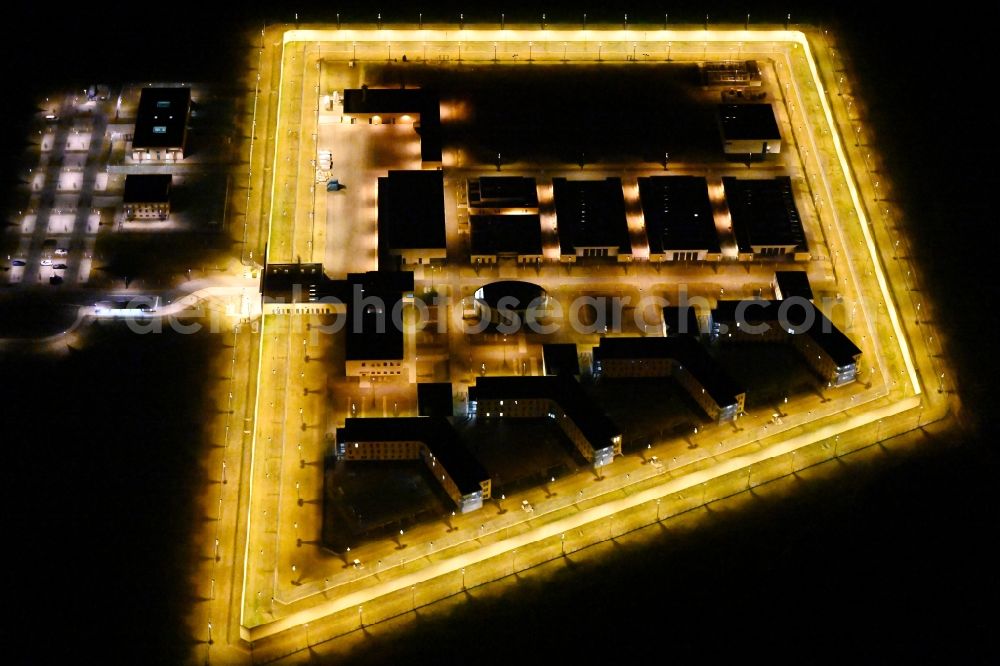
left=469, top=215, right=544, bottom=264
left=344, top=271, right=415, bottom=379
left=259, top=263, right=349, bottom=315
left=773, top=270, right=815, bottom=301
left=639, top=176, right=722, bottom=262
left=552, top=177, right=633, bottom=262
left=378, top=170, right=447, bottom=267
left=592, top=336, right=745, bottom=423
left=711, top=299, right=862, bottom=386
left=122, top=174, right=171, bottom=220
left=341, top=86, right=442, bottom=164
left=131, top=87, right=191, bottom=161
left=468, top=376, right=622, bottom=468
left=718, top=103, right=782, bottom=156
left=335, top=417, right=491, bottom=513
left=702, top=60, right=763, bottom=86
left=723, top=177, right=809, bottom=261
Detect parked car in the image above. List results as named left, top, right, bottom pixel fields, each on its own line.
left=12, top=259, right=26, bottom=267
left=40, top=259, right=53, bottom=266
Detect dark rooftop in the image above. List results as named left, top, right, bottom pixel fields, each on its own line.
left=718, top=104, right=781, bottom=141
left=261, top=263, right=348, bottom=304
left=378, top=170, right=446, bottom=258
left=418, top=383, right=454, bottom=418
left=343, top=88, right=441, bottom=162
left=638, top=176, right=720, bottom=254
left=122, top=174, right=171, bottom=203
left=662, top=306, right=701, bottom=337
left=552, top=178, right=631, bottom=255
left=345, top=271, right=413, bottom=362
left=468, top=376, right=621, bottom=451
left=468, top=176, right=539, bottom=208
left=474, top=280, right=547, bottom=311
left=712, top=299, right=862, bottom=367
left=542, top=343, right=580, bottom=376
left=723, top=177, right=807, bottom=253
left=774, top=271, right=814, bottom=301
left=469, top=215, right=543, bottom=257
left=336, top=417, right=487, bottom=495
left=343, top=87, right=425, bottom=114
left=133, top=87, right=191, bottom=150
left=593, top=336, right=744, bottom=408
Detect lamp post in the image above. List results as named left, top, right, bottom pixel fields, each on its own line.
left=501, top=13, right=504, bottom=30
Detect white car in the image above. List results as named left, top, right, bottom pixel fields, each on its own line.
left=521, top=500, right=533, bottom=513
left=54, top=248, right=68, bottom=256
left=40, top=259, right=53, bottom=266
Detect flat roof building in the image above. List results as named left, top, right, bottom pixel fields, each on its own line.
left=719, top=103, right=782, bottom=156
left=260, top=263, right=349, bottom=315
left=342, top=87, right=441, bottom=163
left=132, top=87, right=191, bottom=161
left=122, top=174, right=171, bottom=220
left=335, top=417, right=490, bottom=513
left=553, top=177, right=633, bottom=262
left=711, top=299, right=862, bottom=386
left=378, top=170, right=446, bottom=267
left=468, top=376, right=622, bottom=468
left=723, top=177, right=809, bottom=261
left=467, top=176, right=539, bottom=212
left=469, top=215, right=544, bottom=264
left=639, top=176, right=721, bottom=262
left=592, top=336, right=745, bottom=423
left=345, top=271, right=414, bottom=379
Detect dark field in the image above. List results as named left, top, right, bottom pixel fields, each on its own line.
left=366, top=62, right=720, bottom=164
